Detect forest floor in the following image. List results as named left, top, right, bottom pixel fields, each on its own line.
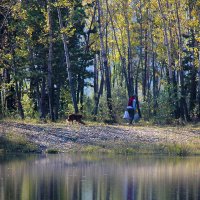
left=0, top=120, right=200, bottom=155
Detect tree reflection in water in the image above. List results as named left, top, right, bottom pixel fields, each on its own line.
left=0, top=154, right=199, bottom=200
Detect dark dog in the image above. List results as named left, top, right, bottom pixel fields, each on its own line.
left=67, top=114, right=85, bottom=124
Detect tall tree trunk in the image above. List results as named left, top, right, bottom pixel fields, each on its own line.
left=138, top=0, right=145, bottom=100
left=76, top=74, right=81, bottom=105
left=47, top=0, right=54, bottom=121
left=93, top=55, right=99, bottom=121
left=93, top=54, right=104, bottom=120
left=146, top=30, right=151, bottom=120
left=106, top=3, right=130, bottom=96
left=80, top=78, right=84, bottom=112
left=175, top=0, right=190, bottom=121
left=143, top=29, right=148, bottom=100
left=198, top=43, right=200, bottom=118
left=190, top=75, right=197, bottom=113
left=188, top=2, right=197, bottom=114
left=76, top=74, right=84, bottom=112
left=57, top=7, right=78, bottom=114
left=157, top=0, right=173, bottom=83
left=78, top=3, right=97, bottom=111
left=167, top=0, right=180, bottom=119
left=12, top=45, right=24, bottom=119
left=94, top=54, right=98, bottom=110
left=122, top=1, right=134, bottom=95
left=39, top=77, right=46, bottom=119
left=189, top=30, right=197, bottom=114
left=4, top=69, right=15, bottom=112
left=0, top=89, right=2, bottom=118
left=152, top=52, right=158, bottom=115
left=27, top=46, right=37, bottom=112
left=97, top=0, right=115, bottom=121
left=149, top=16, right=158, bottom=115
left=15, top=81, right=24, bottom=119
left=24, top=0, right=38, bottom=113
left=54, top=82, right=60, bottom=120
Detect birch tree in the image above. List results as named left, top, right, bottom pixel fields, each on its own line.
left=57, top=5, right=79, bottom=114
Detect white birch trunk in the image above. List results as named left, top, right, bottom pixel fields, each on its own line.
left=57, top=7, right=78, bottom=113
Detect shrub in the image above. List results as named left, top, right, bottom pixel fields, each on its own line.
left=21, top=94, right=38, bottom=118
left=141, top=86, right=175, bottom=124
left=46, top=149, right=59, bottom=154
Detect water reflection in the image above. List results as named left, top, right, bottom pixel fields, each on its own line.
left=0, top=154, right=199, bottom=200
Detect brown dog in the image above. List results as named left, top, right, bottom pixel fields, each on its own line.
left=67, top=114, right=85, bottom=124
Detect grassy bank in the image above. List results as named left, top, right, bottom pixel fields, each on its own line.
left=0, top=132, right=40, bottom=153
left=72, top=141, right=200, bottom=156
left=0, top=119, right=200, bottom=156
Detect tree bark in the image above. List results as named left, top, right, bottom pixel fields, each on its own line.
left=47, top=0, right=54, bottom=121
left=157, top=0, right=173, bottom=83
left=122, top=1, right=134, bottom=95
left=39, top=77, right=46, bottom=119
left=143, top=29, right=148, bottom=100
left=97, top=0, right=115, bottom=121
left=137, top=0, right=145, bottom=101
left=198, top=44, right=200, bottom=118
left=12, top=46, right=24, bottom=119
left=93, top=54, right=104, bottom=120
left=57, top=7, right=78, bottom=113
left=94, top=54, right=98, bottom=110
left=54, top=82, right=60, bottom=120
left=106, top=3, right=130, bottom=96
left=175, top=0, right=190, bottom=121
left=15, top=81, right=24, bottom=119
left=149, top=15, right=158, bottom=115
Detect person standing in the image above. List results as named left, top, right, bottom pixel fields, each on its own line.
left=127, top=94, right=137, bottom=124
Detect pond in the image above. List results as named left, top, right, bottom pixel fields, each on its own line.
left=0, top=154, right=199, bottom=200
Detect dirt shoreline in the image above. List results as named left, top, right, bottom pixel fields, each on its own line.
left=0, top=121, right=200, bottom=155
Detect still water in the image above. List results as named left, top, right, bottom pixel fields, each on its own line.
left=0, top=154, right=199, bottom=200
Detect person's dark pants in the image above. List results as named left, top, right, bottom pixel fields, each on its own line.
left=127, top=108, right=135, bottom=124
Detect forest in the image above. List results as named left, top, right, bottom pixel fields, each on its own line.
left=0, top=0, right=200, bottom=124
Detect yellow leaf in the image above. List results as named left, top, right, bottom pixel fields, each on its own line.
left=26, top=27, right=34, bottom=36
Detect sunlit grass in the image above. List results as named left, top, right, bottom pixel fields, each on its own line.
left=0, top=132, right=40, bottom=153
left=69, top=141, right=200, bottom=156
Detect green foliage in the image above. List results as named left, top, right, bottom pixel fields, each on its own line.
left=79, top=145, right=105, bottom=153
left=97, top=97, right=110, bottom=121
left=81, top=96, right=93, bottom=119
left=111, top=86, right=128, bottom=122
left=21, top=94, right=38, bottom=118
left=142, top=87, right=175, bottom=124
left=59, top=87, right=73, bottom=117
left=46, top=149, right=59, bottom=154
left=155, top=94, right=174, bottom=123
left=155, top=143, right=193, bottom=156
left=89, top=86, right=128, bottom=122
left=190, top=104, right=200, bottom=119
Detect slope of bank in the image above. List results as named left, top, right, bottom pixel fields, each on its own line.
left=0, top=120, right=200, bottom=155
